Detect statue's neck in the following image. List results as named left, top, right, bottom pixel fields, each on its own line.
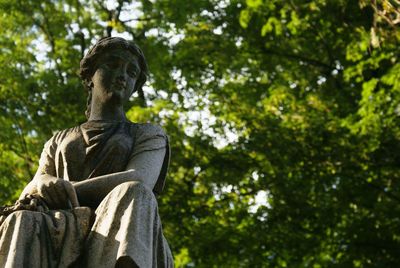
left=88, top=98, right=126, bottom=122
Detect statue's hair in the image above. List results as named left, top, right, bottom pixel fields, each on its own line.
left=79, top=37, right=149, bottom=118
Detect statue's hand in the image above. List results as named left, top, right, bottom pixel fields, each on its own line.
left=35, top=176, right=80, bottom=209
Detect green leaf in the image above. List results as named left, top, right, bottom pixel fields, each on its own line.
left=239, top=9, right=252, bottom=28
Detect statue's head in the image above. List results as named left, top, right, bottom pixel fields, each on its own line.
left=79, top=37, right=148, bottom=118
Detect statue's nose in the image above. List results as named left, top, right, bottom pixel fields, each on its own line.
left=115, top=74, right=127, bottom=87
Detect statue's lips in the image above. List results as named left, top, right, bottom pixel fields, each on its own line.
left=110, top=81, right=127, bottom=91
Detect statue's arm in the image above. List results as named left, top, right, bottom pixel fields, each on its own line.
left=73, top=147, right=166, bottom=207
left=20, top=173, right=79, bottom=208
left=19, top=133, right=79, bottom=209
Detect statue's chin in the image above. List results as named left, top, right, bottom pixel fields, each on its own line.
left=103, top=90, right=124, bottom=105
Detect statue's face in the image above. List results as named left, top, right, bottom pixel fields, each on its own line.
left=91, top=48, right=140, bottom=104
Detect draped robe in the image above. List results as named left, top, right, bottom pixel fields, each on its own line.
left=0, top=121, right=173, bottom=268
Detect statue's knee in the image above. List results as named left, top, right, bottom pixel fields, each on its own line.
left=5, top=210, right=36, bottom=226
left=114, top=181, right=154, bottom=199
left=118, top=181, right=142, bottom=189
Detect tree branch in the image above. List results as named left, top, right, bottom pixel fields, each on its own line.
left=121, top=15, right=161, bottom=23
left=260, top=46, right=332, bottom=70
left=368, top=182, right=400, bottom=203
left=9, top=113, right=35, bottom=179
left=34, top=4, right=65, bottom=84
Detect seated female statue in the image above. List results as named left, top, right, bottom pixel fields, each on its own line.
left=0, top=37, right=173, bottom=268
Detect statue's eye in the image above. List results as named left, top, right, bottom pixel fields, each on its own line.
left=128, top=66, right=138, bottom=77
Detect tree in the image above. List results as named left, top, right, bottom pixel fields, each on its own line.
left=0, top=0, right=399, bottom=266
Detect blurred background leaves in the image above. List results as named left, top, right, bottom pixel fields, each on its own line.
left=0, top=0, right=399, bottom=267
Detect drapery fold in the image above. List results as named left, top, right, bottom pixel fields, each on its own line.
left=0, top=121, right=173, bottom=267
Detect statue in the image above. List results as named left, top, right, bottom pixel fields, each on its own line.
left=0, top=37, right=173, bottom=267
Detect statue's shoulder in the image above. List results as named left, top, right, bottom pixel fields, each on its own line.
left=46, top=125, right=81, bottom=145
left=129, top=123, right=168, bottom=148
left=133, top=122, right=167, bottom=141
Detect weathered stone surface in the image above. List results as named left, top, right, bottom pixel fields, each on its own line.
left=0, top=37, right=173, bottom=267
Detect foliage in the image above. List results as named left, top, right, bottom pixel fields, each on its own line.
left=0, top=0, right=399, bottom=266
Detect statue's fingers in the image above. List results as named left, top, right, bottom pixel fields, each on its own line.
left=43, top=185, right=64, bottom=208
left=50, top=184, right=70, bottom=208
left=40, top=187, right=58, bottom=208
left=63, top=182, right=80, bottom=208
